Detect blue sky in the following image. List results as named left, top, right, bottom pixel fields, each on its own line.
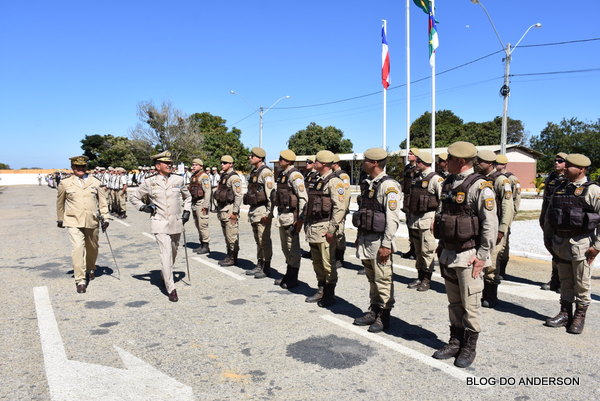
left=1, top=0, right=598, bottom=169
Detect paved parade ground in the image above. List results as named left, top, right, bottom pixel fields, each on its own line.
left=1, top=185, right=599, bottom=401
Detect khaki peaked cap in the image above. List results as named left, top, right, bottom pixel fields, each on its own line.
left=364, top=148, right=387, bottom=161
left=70, top=155, right=88, bottom=166
left=152, top=151, right=172, bottom=162
left=251, top=147, right=266, bottom=158
left=279, top=149, right=296, bottom=162
left=477, top=149, right=497, bottom=163
left=556, top=152, right=568, bottom=160
left=415, top=149, right=433, bottom=164
left=409, top=147, right=419, bottom=155
left=332, top=154, right=341, bottom=163
left=192, top=158, right=203, bottom=165
left=448, top=141, right=477, bottom=159
left=221, top=155, right=234, bottom=163
left=438, top=152, right=448, bottom=161
left=566, top=153, right=591, bottom=168
left=496, top=154, right=509, bottom=164
left=316, top=150, right=335, bottom=163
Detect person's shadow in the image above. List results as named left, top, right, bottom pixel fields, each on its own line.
left=131, top=270, right=187, bottom=295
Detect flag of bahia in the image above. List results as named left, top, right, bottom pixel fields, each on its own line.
left=381, top=23, right=390, bottom=89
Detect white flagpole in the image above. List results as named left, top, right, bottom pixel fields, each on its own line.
left=382, top=19, right=388, bottom=150
left=430, top=0, right=436, bottom=171
left=406, top=0, right=411, bottom=165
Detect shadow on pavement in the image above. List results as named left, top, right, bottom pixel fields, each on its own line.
left=131, top=269, right=187, bottom=295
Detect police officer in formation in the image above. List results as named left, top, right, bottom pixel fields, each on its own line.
left=352, top=148, right=402, bottom=333
left=495, top=154, right=521, bottom=279
left=332, top=154, right=351, bottom=268
left=437, top=152, right=450, bottom=178
left=272, top=150, right=308, bottom=289
left=244, top=147, right=275, bottom=279
left=130, top=151, right=191, bottom=302
left=401, top=148, right=418, bottom=260
left=543, top=153, right=599, bottom=334
left=405, top=149, right=443, bottom=292
left=188, top=158, right=212, bottom=255
left=213, top=155, right=243, bottom=267
left=476, top=149, right=514, bottom=308
left=56, top=156, right=109, bottom=293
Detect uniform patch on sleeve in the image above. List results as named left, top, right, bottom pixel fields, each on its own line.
left=505, top=191, right=512, bottom=200
left=438, top=176, right=445, bottom=182
left=482, top=187, right=494, bottom=199
left=479, top=181, right=493, bottom=190
left=388, top=192, right=398, bottom=210
left=337, top=187, right=345, bottom=195
left=294, top=177, right=303, bottom=186
left=298, top=184, right=305, bottom=192
left=504, top=183, right=512, bottom=192
left=485, top=198, right=495, bottom=211
left=384, top=187, right=399, bottom=195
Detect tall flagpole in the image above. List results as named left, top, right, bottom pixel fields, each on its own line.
left=406, top=0, right=411, bottom=165
left=382, top=19, right=388, bottom=150
left=430, top=0, right=436, bottom=170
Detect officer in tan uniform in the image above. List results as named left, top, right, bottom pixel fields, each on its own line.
left=332, top=154, right=351, bottom=268
left=304, top=150, right=347, bottom=307
left=476, top=149, right=514, bottom=308
left=401, top=148, right=419, bottom=259
left=437, top=152, right=450, bottom=178
left=130, top=151, right=192, bottom=302
left=244, top=147, right=275, bottom=278
left=494, top=154, right=521, bottom=279
left=543, top=154, right=600, bottom=334
left=188, top=158, right=212, bottom=255
left=117, top=167, right=128, bottom=219
left=57, top=156, right=110, bottom=293
left=432, top=141, right=498, bottom=368
left=213, top=155, right=243, bottom=267
left=352, top=148, right=402, bottom=332
left=273, top=150, right=308, bottom=289
left=406, top=149, right=443, bottom=292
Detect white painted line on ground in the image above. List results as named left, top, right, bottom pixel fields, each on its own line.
left=192, top=256, right=246, bottom=281
left=142, top=232, right=155, bottom=240
left=113, top=219, right=131, bottom=227
left=321, top=315, right=487, bottom=387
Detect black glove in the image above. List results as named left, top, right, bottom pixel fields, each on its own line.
left=140, top=204, right=156, bottom=215
left=101, top=219, right=109, bottom=233
left=182, top=210, right=190, bottom=224
left=57, top=221, right=63, bottom=228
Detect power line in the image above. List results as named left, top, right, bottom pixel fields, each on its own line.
left=520, top=37, right=600, bottom=48
left=511, top=67, right=600, bottom=77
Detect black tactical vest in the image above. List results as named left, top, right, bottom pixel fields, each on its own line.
left=306, top=173, right=335, bottom=223
left=352, top=176, right=393, bottom=233
left=408, top=171, right=440, bottom=214
left=548, top=181, right=600, bottom=236
left=188, top=171, right=205, bottom=200
left=274, top=167, right=300, bottom=214
left=214, top=171, right=238, bottom=204
left=243, top=165, right=269, bottom=206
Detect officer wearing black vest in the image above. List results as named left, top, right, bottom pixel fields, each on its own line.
left=543, top=153, right=600, bottom=334
left=401, top=148, right=418, bottom=259
left=214, top=155, right=243, bottom=267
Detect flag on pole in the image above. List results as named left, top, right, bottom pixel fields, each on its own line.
left=381, top=23, right=391, bottom=89
left=413, top=0, right=439, bottom=67
left=413, top=0, right=431, bottom=14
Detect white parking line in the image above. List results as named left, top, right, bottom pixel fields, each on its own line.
left=321, top=315, right=487, bottom=386
left=192, top=257, right=246, bottom=281
left=113, top=219, right=131, bottom=227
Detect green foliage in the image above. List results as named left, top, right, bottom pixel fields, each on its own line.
left=201, top=128, right=251, bottom=172
left=533, top=175, right=545, bottom=195
left=0, top=162, right=11, bottom=169
left=385, top=154, right=405, bottom=182
left=529, top=118, right=600, bottom=173
left=590, top=168, right=600, bottom=183
left=80, top=134, right=149, bottom=170
left=287, top=122, right=353, bottom=155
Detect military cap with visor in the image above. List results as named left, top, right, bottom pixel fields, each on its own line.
left=477, top=149, right=497, bottom=163
left=279, top=149, right=296, bottom=162
left=221, top=155, right=234, bottom=163
left=152, top=151, right=172, bottom=163
left=70, top=155, right=89, bottom=166
left=250, top=147, right=266, bottom=158
left=192, top=158, right=203, bottom=165
left=495, top=154, right=509, bottom=164
left=364, top=147, right=387, bottom=161
left=315, top=150, right=335, bottom=163
left=415, top=149, right=433, bottom=164
left=566, top=153, right=591, bottom=168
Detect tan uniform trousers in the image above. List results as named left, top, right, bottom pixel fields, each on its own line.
left=335, top=218, right=346, bottom=253
left=155, top=233, right=181, bottom=294
left=309, top=241, right=337, bottom=284
left=252, top=221, right=273, bottom=261
left=218, top=212, right=239, bottom=253
left=498, top=227, right=511, bottom=264
left=362, top=257, right=395, bottom=310
left=408, top=227, right=436, bottom=273
left=279, top=225, right=301, bottom=268
left=484, top=234, right=507, bottom=284
left=192, top=203, right=210, bottom=243
left=556, top=259, right=592, bottom=305
left=67, top=227, right=99, bottom=285
left=118, top=191, right=127, bottom=213
left=441, top=264, right=483, bottom=333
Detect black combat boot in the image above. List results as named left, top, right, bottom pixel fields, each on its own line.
left=541, top=265, right=560, bottom=292
left=567, top=303, right=588, bottom=334
left=254, top=260, right=271, bottom=279
left=407, top=270, right=424, bottom=289
left=317, top=282, right=337, bottom=308
left=497, top=259, right=507, bottom=281
left=432, top=326, right=463, bottom=360
left=246, top=259, right=263, bottom=275
left=481, top=281, right=498, bottom=308
left=353, top=305, right=380, bottom=326
left=454, top=330, right=479, bottom=368
left=275, top=266, right=299, bottom=289
left=335, top=249, right=345, bottom=269
left=401, top=244, right=416, bottom=260
left=545, top=300, right=572, bottom=328
left=368, top=308, right=391, bottom=333
left=416, top=272, right=432, bottom=292
left=195, top=242, right=210, bottom=255
left=219, top=251, right=235, bottom=267
left=305, top=281, right=325, bottom=303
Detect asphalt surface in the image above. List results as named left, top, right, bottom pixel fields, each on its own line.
left=1, top=185, right=599, bottom=401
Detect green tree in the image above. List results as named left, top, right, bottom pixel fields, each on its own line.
left=287, top=122, right=353, bottom=155
left=401, top=110, right=464, bottom=148
left=80, top=134, right=149, bottom=170
left=530, top=117, right=600, bottom=173
left=0, top=162, right=10, bottom=169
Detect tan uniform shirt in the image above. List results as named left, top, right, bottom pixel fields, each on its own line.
left=190, top=171, right=212, bottom=210
left=439, top=168, right=499, bottom=267
left=248, top=164, right=275, bottom=223
left=305, top=170, right=346, bottom=243
left=56, top=175, right=109, bottom=228
left=356, top=171, right=403, bottom=259
left=485, top=171, right=514, bottom=234
left=278, top=166, right=308, bottom=227
left=130, top=174, right=192, bottom=234
left=507, top=173, right=521, bottom=214
left=216, top=169, right=243, bottom=215
left=406, top=167, right=443, bottom=230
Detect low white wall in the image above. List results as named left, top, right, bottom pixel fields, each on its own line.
left=0, top=174, right=44, bottom=185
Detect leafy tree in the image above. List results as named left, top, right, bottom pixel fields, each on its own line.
left=80, top=134, right=150, bottom=170
left=288, top=122, right=353, bottom=155
left=0, top=162, right=10, bottom=169
left=530, top=117, right=600, bottom=173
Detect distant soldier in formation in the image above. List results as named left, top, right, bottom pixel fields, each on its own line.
left=188, top=158, right=212, bottom=255
left=400, top=148, right=418, bottom=260
left=130, top=151, right=191, bottom=302
left=332, top=154, right=351, bottom=268
left=437, top=152, right=450, bottom=178
left=213, top=155, right=243, bottom=267
left=352, top=148, right=402, bottom=333
left=56, top=156, right=109, bottom=294
left=476, top=149, right=514, bottom=308
left=405, top=149, right=443, bottom=292
left=244, top=147, right=275, bottom=279
left=543, top=154, right=599, bottom=334
left=273, top=150, right=308, bottom=289
left=539, top=152, right=568, bottom=291
left=116, top=167, right=128, bottom=219
left=304, top=150, right=346, bottom=307
left=211, top=166, right=221, bottom=189
left=432, top=141, right=498, bottom=369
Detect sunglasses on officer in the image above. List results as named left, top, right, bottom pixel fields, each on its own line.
left=555, top=158, right=566, bottom=163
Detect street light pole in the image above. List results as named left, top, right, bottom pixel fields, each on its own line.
left=471, top=0, right=541, bottom=154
